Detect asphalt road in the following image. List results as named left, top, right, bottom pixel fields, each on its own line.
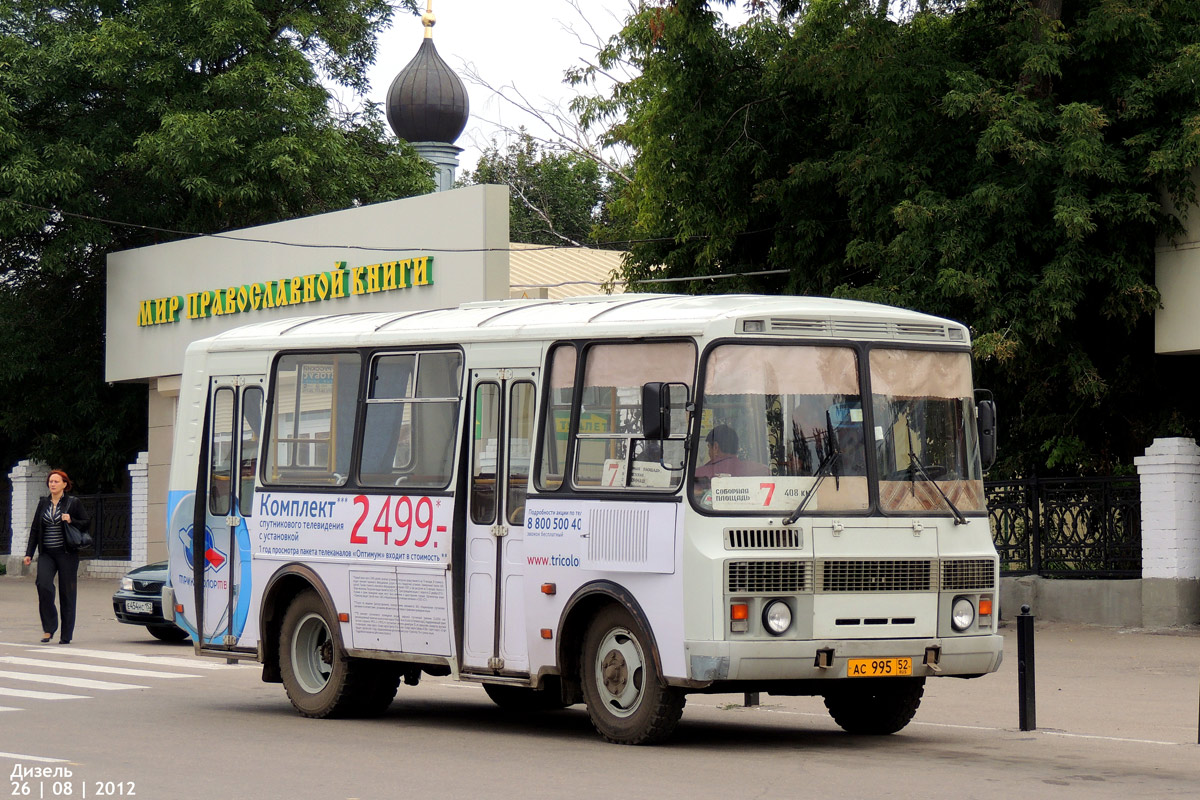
left=2, top=575, right=1199, bottom=800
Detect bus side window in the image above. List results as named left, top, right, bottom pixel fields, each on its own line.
left=507, top=381, right=535, bottom=525
left=264, top=353, right=360, bottom=486
left=472, top=382, right=500, bottom=524
left=359, top=351, right=462, bottom=489
left=538, top=344, right=576, bottom=490
left=413, top=351, right=463, bottom=487
left=238, top=386, right=263, bottom=517
left=209, top=387, right=235, bottom=515
left=360, top=354, right=416, bottom=482
left=571, top=341, right=695, bottom=491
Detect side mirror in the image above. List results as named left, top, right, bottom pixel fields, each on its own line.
left=642, top=382, right=668, bottom=440
left=642, top=381, right=689, bottom=440
left=976, top=394, right=997, bottom=472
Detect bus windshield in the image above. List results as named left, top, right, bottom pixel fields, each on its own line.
left=692, top=344, right=984, bottom=516
left=693, top=344, right=869, bottom=513
left=871, top=349, right=985, bottom=514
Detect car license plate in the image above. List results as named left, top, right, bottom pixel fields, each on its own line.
left=847, top=657, right=913, bottom=677
left=125, top=600, right=153, bottom=615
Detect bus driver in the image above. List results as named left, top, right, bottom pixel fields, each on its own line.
left=695, top=425, right=766, bottom=478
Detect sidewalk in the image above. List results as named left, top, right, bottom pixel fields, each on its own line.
left=0, top=574, right=131, bottom=647
left=924, top=617, right=1200, bottom=746
left=3, top=573, right=1198, bottom=745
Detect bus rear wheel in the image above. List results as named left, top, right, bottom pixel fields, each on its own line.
left=823, top=677, right=925, bottom=735
left=580, top=605, right=685, bottom=745
left=279, top=590, right=399, bottom=718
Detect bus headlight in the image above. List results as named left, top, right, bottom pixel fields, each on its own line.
left=951, top=597, right=976, bottom=632
left=762, top=600, right=792, bottom=636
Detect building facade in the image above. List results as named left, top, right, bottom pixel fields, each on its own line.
left=107, top=185, right=510, bottom=560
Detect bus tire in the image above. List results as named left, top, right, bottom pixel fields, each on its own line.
left=823, top=677, right=925, bottom=735
left=348, top=662, right=402, bottom=717
left=483, top=683, right=570, bottom=712
left=580, top=605, right=685, bottom=745
left=279, top=590, right=397, bottom=718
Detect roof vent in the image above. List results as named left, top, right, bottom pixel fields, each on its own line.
left=767, top=318, right=830, bottom=335
left=894, top=323, right=949, bottom=340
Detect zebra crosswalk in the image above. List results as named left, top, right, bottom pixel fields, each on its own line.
left=0, top=641, right=253, bottom=713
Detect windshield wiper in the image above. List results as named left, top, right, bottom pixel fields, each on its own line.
left=784, top=412, right=841, bottom=526
left=905, top=433, right=966, bottom=525
left=783, top=449, right=840, bottom=525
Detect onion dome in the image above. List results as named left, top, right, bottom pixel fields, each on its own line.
left=385, top=2, right=469, bottom=145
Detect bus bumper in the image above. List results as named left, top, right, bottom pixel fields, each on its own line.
left=683, top=634, right=1004, bottom=682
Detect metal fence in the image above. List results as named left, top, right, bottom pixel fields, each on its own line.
left=986, top=477, right=1142, bottom=578
left=75, top=492, right=132, bottom=561
left=0, top=489, right=128, bottom=560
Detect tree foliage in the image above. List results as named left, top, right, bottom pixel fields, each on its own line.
left=0, top=0, right=433, bottom=489
left=579, top=0, right=1200, bottom=475
left=459, top=130, right=612, bottom=247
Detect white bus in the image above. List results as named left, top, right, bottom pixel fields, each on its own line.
left=163, top=293, right=1002, bottom=744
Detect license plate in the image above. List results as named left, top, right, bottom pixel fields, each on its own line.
left=125, top=600, right=154, bottom=615
left=847, top=657, right=913, bottom=677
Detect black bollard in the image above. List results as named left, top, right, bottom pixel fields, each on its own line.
left=744, top=691, right=760, bottom=707
left=1017, top=604, right=1036, bottom=731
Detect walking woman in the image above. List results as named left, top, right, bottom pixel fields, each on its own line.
left=22, top=470, right=90, bottom=644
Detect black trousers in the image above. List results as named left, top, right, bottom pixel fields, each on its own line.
left=35, top=549, right=79, bottom=640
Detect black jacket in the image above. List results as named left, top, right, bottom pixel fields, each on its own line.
left=26, top=495, right=90, bottom=557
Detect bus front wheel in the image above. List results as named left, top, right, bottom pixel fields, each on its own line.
left=279, top=590, right=398, bottom=718
left=823, top=677, right=925, bottom=735
left=580, top=605, right=685, bottom=745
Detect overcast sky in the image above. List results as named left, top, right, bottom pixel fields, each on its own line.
left=362, top=1, right=749, bottom=175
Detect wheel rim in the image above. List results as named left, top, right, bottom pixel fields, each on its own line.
left=593, top=626, right=646, bottom=718
left=291, top=611, right=334, bottom=694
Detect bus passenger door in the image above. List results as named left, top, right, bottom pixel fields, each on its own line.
left=196, top=375, right=264, bottom=651
left=463, top=369, right=538, bottom=674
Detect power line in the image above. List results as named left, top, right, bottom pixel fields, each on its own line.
left=634, top=269, right=789, bottom=284
left=8, top=199, right=793, bottom=286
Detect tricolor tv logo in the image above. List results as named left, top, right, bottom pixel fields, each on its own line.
left=179, top=524, right=227, bottom=573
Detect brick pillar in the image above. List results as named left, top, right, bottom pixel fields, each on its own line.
left=1134, top=438, right=1200, bottom=626
left=129, top=451, right=149, bottom=566
left=6, top=460, right=49, bottom=575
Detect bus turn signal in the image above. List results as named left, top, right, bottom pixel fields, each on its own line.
left=731, top=603, right=749, bottom=633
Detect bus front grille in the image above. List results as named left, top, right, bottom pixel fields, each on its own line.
left=724, top=558, right=982, bottom=594
left=817, top=559, right=935, bottom=593
left=941, top=558, right=996, bottom=591
left=726, top=560, right=811, bottom=594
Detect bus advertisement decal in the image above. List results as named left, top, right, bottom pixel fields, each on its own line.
left=251, top=491, right=450, bottom=566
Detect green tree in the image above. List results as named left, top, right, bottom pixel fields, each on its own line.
left=0, top=0, right=433, bottom=489
left=459, top=130, right=612, bottom=247
left=579, top=0, right=1200, bottom=475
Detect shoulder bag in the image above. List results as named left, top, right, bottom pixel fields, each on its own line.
left=63, top=500, right=93, bottom=551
